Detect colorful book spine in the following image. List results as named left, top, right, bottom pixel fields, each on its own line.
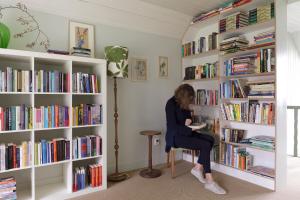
left=0, top=105, right=33, bottom=131
left=0, top=67, right=32, bottom=92
left=72, top=136, right=102, bottom=159
left=195, top=89, right=218, bottom=106
left=34, top=70, right=70, bottom=93
left=34, top=138, right=70, bottom=165
left=220, top=80, right=246, bottom=98
left=72, top=72, right=100, bottom=93
left=72, top=104, right=102, bottom=126
left=221, top=128, right=246, bottom=143
left=0, top=142, right=31, bottom=171
left=0, top=177, right=17, bottom=199
left=73, top=164, right=102, bottom=192
left=34, top=105, right=69, bottom=129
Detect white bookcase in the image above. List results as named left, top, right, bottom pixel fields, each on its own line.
left=0, top=48, right=107, bottom=199
left=181, top=0, right=286, bottom=191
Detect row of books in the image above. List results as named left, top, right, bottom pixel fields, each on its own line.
left=0, top=67, right=32, bottom=92
left=221, top=101, right=274, bottom=125
left=195, top=89, right=218, bottom=106
left=34, top=70, right=70, bottom=93
left=35, top=105, right=69, bottom=129
left=0, top=177, right=16, bottom=199
left=73, top=135, right=102, bottom=159
left=72, top=104, right=102, bottom=126
left=72, top=72, right=100, bottom=93
left=34, top=138, right=70, bottom=165
left=249, top=3, right=275, bottom=25
left=220, top=79, right=247, bottom=99
left=0, top=105, right=33, bottom=131
left=220, top=11, right=249, bottom=33
left=73, top=164, right=102, bottom=192
left=221, top=144, right=253, bottom=171
left=184, top=62, right=218, bottom=80
left=247, top=80, right=275, bottom=99
left=0, top=142, right=31, bottom=171
left=220, top=36, right=249, bottom=54
left=182, top=32, right=218, bottom=57
left=71, top=47, right=91, bottom=57
left=221, top=128, right=245, bottom=143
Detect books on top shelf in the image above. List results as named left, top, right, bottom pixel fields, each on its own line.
left=220, top=144, right=253, bottom=171
left=247, top=80, right=275, bottom=99
left=219, top=11, right=249, bottom=33
left=248, top=101, right=274, bottom=125
left=182, top=32, right=218, bottom=57
left=220, top=36, right=249, bottom=54
left=34, top=105, right=70, bottom=129
left=35, top=70, right=70, bottom=93
left=0, top=105, right=33, bottom=131
left=222, top=128, right=246, bottom=143
left=72, top=72, right=100, bottom=94
left=184, top=62, right=218, bottom=80
left=71, top=47, right=91, bottom=58
left=34, top=138, right=70, bottom=165
left=0, top=177, right=17, bottom=199
left=72, top=104, right=102, bottom=126
left=73, top=135, right=102, bottom=159
left=0, top=141, right=31, bottom=171
left=195, top=89, right=218, bottom=106
left=191, top=9, right=219, bottom=24
left=0, top=67, right=32, bottom=92
left=73, top=164, right=102, bottom=192
left=248, top=165, right=275, bottom=178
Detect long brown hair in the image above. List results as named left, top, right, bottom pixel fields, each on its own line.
left=174, top=84, right=195, bottom=110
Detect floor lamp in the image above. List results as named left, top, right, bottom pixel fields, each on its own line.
left=105, top=46, right=129, bottom=182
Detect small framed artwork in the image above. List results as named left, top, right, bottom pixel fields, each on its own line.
left=159, top=56, right=168, bottom=78
left=131, top=57, right=147, bottom=81
left=69, top=21, right=95, bottom=57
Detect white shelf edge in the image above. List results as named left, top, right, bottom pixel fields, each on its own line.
left=72, top=155, right=102, bottom=162
left=72, top=124, right=102, bottom=128
left=0, top=129, right=33, bottom=134
left=34, top=160, right=70, bottom=168
left=72, top=93, right=102, bottom=96
left=34, top=126, right=70, bottom=131
left=0, top=166, right=32, bottom=174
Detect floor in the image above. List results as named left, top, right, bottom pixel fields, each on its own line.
left=72, top=158, right=300, bottom=200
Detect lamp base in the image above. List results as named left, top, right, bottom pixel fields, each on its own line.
left=108, top=172, right=129, bottom=182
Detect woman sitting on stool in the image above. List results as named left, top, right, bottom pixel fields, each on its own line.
left=165, top=84, right=226, bottom=195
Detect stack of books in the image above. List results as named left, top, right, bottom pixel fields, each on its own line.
left=220, top=79, right=247, bottom=99
left=0, top=142, right=31, bottom=170
left=47, top=49, right=69, bottom=55
left=0, top=67, right=32, bottom=92
left=0, top=177, right=17, bottom=199
left=248, top=101, right=274, bottom=125
left=220, top=36, right=249, bottom=54
left=221, top=145, right=253, bottom=170
left=71, top=47, right=91, bottom=57
left=254, top=31, right=275, bottom=45
left=34, top=70, right=70, bottom=93
left=73, top=164, right=102, bottom=192
left=72, top=135, right=102, bottom=159
left=221, top=102, right=249, bottom=122
left=185, top=62, right=218, bottom=80
left=224, top=54, right=257, bottom=76
left=195, top=89, right=218, bottom=106
left=191, top=9, right=219, bottom=24
left=72, top=72, right=100, bottom=93
left=221, top=128, right=246, bottom=143
left=249, top=8, right=257, bottom=25
left=72, top=104, right=102, bottom=126
left=247, top=80, right=275, bottom=99
left=34, top=138, right=70, bottom=165
left=257, top=3, right=273, bottom=23
left=249, top=135, right=275, bottom=151
left=248, top=165, right=275, bottom=178
left=34, top=105, right=70, bottom=129
left=0, top=105, right=33, bottom=131
left=219, top=12, right=249, bottom=33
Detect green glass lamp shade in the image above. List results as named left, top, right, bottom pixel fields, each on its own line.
left=0, top=23, right=10, bottom=48
left=104, top=46, right=129, bottom=78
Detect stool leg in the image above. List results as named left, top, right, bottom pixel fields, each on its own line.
left=171, top=150, right=176, bottom=178
left=167, top=152, right=170, bottom=168
left=192, top=150, right=195, bottom=165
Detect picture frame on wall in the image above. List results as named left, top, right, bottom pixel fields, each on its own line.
left=131, top=57, right=147, bottom=81
left=69, top=21, right=95, bottom=57
left=159, top=56, right=168, bottom=78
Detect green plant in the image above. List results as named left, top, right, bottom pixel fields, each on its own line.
left=0, top=23, right=10, bottom=48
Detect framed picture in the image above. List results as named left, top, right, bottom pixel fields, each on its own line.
left=131, top=58, right=147, bottom=81
left=69, top=21, right=95, bottom=57
left=159, top=56, right=168, bottom=78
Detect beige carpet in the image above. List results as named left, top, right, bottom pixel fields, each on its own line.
left=71, top=158, right=300, bottom=200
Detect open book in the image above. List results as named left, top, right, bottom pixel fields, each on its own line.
left=187, top=123, right=207, bottom=130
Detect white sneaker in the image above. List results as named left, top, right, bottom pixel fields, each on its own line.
left=191, top=167, right=206, bottom=184
left=204, top=181, right=227, bottom=195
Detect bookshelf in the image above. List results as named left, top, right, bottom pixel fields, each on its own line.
left=0, top=48, right=107, bottom=199
left=181, top=0, right=286, bottom=190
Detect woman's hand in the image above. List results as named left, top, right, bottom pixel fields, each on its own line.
left=185, top=119, right=192, bottom=126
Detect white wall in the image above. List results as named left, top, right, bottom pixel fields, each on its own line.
left=0, top=6, right=182, bottom=173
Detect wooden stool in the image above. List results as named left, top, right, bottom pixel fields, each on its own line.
left=167, top=148, right=195, bottom=178
left=139, top=130, right=162, bottom=178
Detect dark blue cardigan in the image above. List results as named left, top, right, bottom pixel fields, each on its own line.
left=165, top=96, right=192, bottom=152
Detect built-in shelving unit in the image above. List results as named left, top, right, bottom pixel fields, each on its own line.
left=0, top=48, right=107, bottom=200
left=181, top=0, right=281, bottom=190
